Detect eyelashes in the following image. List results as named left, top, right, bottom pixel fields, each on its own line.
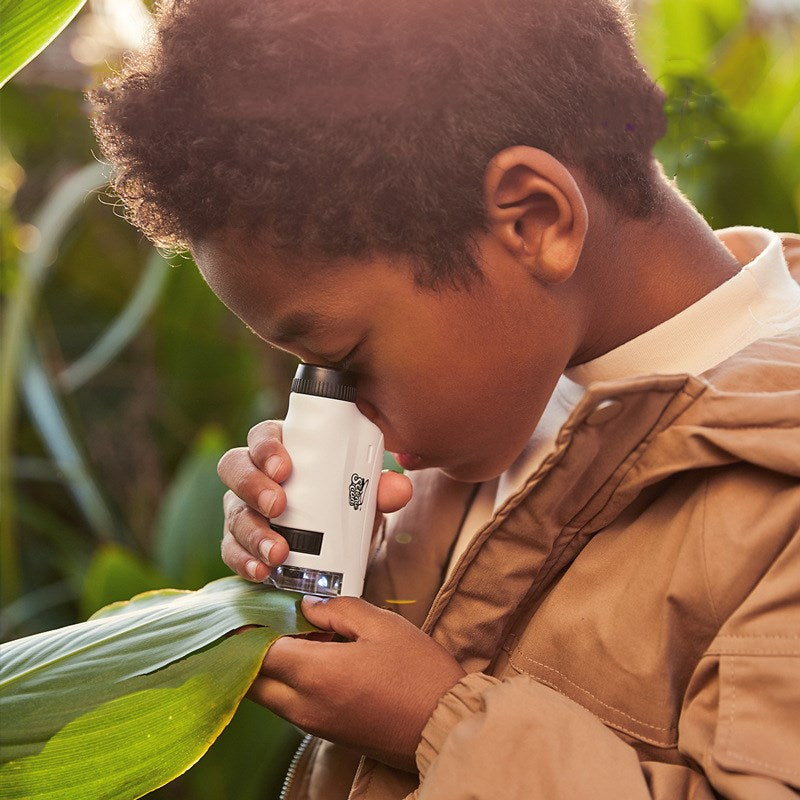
left=327, top=346, right=358, bottom=372
left=324, top=336, right=366, bottom=372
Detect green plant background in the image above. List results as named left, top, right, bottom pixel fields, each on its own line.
left=1, top=0, right=798, bottom=797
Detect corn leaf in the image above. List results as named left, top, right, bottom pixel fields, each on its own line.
left=0, top=0, right=88, bottom=88
left=0, top=577, right=314, bottom=799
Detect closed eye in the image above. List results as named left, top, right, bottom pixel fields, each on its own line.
left=326, top=347, right=358, bottom=372
left=323, top=337, right=365, bottom=372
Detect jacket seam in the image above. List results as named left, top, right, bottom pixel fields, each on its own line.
left=350, top=758, right=376, bottom=799
left=506, top=658, right=678, bottom=748
left=704, top=649, right=800, bottom=656
left=700, top=476, right=722, bottom=628
left=723, top=657, right=737, bottom=764
left=505, top=649, right=676, bottom=733
left=719, top=657, right=799, bottom=777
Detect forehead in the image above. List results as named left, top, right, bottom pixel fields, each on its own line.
left=191, top=232, right=417, bottom=341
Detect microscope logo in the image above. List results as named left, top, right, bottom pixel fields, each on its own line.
left=348, top=473, right=369, bottom=510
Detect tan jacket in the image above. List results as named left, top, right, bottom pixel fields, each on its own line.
left=284, top=234, right=800, bottom=800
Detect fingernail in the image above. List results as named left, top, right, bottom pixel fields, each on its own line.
left=258, top=489, right=277, bottom=517
left=246, top=559, right=261, bottom=580
left=259, top=539, right=275, bottom=565
left=302, top=595, right=325, bottom=606
left=266, top=455, right=283, bottom=478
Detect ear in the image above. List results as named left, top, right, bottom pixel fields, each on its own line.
left=484, top=146, right=588, bottom=284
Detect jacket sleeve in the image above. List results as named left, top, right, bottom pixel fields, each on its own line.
left=414, top=661, right=796, bottom=800
left=414, top=522, right=800, bottom=800
left=416, top=672, right=664, bottom=798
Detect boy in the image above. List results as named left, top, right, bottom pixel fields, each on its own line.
left=90, top=0, right=800, bottom=797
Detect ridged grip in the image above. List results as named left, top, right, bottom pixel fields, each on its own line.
left=291, top=364, right=356, bottom=403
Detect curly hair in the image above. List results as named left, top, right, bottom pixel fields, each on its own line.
left=90, top=0, right=666, bottom=285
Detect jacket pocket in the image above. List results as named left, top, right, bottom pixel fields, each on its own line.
left=714, top=652, right=800, bottom=788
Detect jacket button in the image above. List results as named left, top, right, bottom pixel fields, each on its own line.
left=586, top=398, right=623, bottom=425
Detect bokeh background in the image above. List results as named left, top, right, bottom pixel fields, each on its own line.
left=1, top=0, right=799, bottom=797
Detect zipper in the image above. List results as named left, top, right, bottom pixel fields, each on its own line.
left=279, top=733, right=314, bottom=800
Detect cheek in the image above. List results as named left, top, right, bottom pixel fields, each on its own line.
left=356, top=330, right=530, bottom=458
left=375, top=378, right=482, bottom=452
left=357, top=374, right=445, bottom=443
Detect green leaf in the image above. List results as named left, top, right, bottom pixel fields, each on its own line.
left=0, top=0, right=88, bottom=88
left=1, top=630, right=271, bottom=800
left=153, top=428, right=230, bottom=588
left=59, top=250, right=171, bottom=392
left=20, top=340, right=119, bottom=541
left=1, top=163, right=109, bottom=603
left=80, top=544, right=171, bottom=619
left=0, top=578, right=313, bottom=799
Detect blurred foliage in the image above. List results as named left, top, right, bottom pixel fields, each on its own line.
left=635, top=0, right=800, bottom=228
left=0, top=0, right=797, bottom=797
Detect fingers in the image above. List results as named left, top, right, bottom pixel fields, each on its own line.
left=247, top=662, right=333, bottom=738
left=246, top=420, right=292, bottom=482
left=377, top=470, right=413, bottom=513
left=219, top=420, right=413, bottom=587
left=247, top=674, right=300, bottom=721
left=298, top=595, right=390, bottom=640
left=258, top=635, right=353, bottom=695
left=221, top=492, right=290, bottom=581
left=217, top=446, right=287, bottom=518
left=218, top=420, right=293, bottom=582
left=252, top=636, right=330, bottom=713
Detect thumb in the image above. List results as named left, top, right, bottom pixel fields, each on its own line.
left=377, top=469, right=413, bottom=513
left=300, top=595, right=387, bottom=640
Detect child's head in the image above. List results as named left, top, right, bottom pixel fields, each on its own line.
left=91, top=0, right=673, bottom=480
left=91, top=0, right=666, bottom=287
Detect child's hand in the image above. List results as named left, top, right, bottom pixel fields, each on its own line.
left=217, top=420, right=413, bottom=582
left=250, top=595, right=466, bottom=771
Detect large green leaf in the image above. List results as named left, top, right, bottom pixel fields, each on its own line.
left=0, top=577, right=314, bottom=799
left=0, top=0, right=88, bottom=88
